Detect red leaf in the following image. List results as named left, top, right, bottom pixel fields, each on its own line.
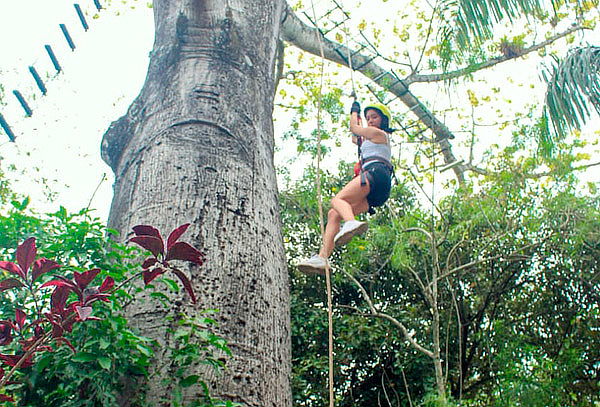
left=142, top=267, right=165, bottom=285
left=54, top=337, right=76, bottom=352
left=0, top=278, right=24, bottom=292
left=0, top=322, right=14, bottom=346
left=0, top=394, right=15, bottom=402
left=0, top=353, right=33, bottom=368
left=99, top=276, right=114, bottom=292
left=15, top=309, right=26, bottom=331
left=51, top=286, right=71, bottom=312
left=62, top=317, right=76, bottom=333
left=0, top=261, right=24, bottom=279
left=34, top=324, right=44, bottom=337
left=75, top=306, right=93, bottom=321
left=74, top=269, right=100, bottom=290
left=48, top=319, right=64, bottom=338
left=167, top=223, right=190, bottom=249
left=142, top=257, right=158, bottom=269
left=31, top=258, right=61, bottom=282
left=129, top=236, right=164, bottom=258
left=132, top=225, right=162, bottom=238
left=42, top=279, right=77, bottom=290
left=165, top=242, right=204, bottom=265
left=16, top=237, right=36, bottom=277
left=171, top=268, right=197, bottom=304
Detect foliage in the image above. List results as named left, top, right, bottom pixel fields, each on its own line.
left=165, top=311, right=238, bottom=407
left=129, top=223, right=203, bottom=303
left=0, top=186, right=229, bottom=406
left=282, top=150, right=600, bottom=406
left=437, top=0, right=553, bottom=52
left=0, top=205, right=150, bottom=406
left=541, top=46, right=600, bottom=151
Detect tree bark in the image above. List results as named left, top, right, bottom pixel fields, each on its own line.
left=101, top=1, right=291, bottom=406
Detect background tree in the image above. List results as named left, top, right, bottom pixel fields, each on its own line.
left=282, top=153, right=600, bottom=406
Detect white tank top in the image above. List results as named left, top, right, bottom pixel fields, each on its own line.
left=361, top=136, right=391, bottom=167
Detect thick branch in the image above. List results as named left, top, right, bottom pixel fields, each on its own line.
left=464, top=160, right=600, bottom=179
left=281, top=3, right=466, bottom=182
left=405, top=25, right=587, bottom=84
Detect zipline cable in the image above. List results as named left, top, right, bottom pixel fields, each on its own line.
left=309, top=1, right=335, bottom=405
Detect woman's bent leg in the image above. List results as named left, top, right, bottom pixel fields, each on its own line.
left=331, top=176, right=370, bottom=220
left=319, top=208, right=342, bottom=258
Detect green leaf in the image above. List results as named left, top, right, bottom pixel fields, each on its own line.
left=150, top=291, right=170, bottom=302
left=136, top=343, right=153, bottom=357
left=180, top=375, right=200, bottom=387
left=99, top=337, right=110, bottom=350
left=72, top=352, right=97, bottom=362
left=98, top=356, right=111, bottom=370
left=159, top=277, right=180, bottom=292
left=541, top=46, right=600, bottom=152
left=36, top=354, right=52, bottom=371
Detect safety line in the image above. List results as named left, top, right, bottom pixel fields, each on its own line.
left=309, top=0, right=335, bottom=405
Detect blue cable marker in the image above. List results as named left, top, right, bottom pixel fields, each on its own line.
left=74, top=4, right=89, bottom=31
left=93, top=0, right=102, bottom=11
left=45, top=45, right=62, bottom=73
left=29, top=66, right=48, bottom=95
left=12, top=90, right=33, bottom=117
left=60, top=24, right=76, bottom=51
left=0, top=113, right=16, bottom=142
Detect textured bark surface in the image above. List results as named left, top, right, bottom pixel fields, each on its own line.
left=101, top=1, right=290, bottom=405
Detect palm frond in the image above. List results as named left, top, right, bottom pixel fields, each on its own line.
left=436, top=0, right=559, bottom=65
left=453, top=0, right=548, bottom=47
left=543, top=46, right=600, bottom=142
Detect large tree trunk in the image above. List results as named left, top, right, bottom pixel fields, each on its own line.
left=101, top=1, right=290, bottom=405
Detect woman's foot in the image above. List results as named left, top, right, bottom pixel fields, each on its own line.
left=297, top=254, right=328, bottom=276
left=334, top=220, right=368, bottom=247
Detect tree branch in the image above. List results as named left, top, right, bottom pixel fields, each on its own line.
left=405, top=25, right=588, bottom=84
left=464, top=160, right=600, bottom=179
left=343, top=271, right=434, bottom=358
left=433, top=241, right=538, bottom=285
left=281, top=3, right=467, bottom=182
left=407, top=264, right=434, bottom=307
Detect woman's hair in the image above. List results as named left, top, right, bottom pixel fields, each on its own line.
left=380, top=115, right=390, bottom=132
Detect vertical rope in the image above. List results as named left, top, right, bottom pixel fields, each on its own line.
left=309, top=2, right=335, bottom=405
left=341, top=11, right=357, bottom=99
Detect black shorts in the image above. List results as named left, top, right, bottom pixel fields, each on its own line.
left=364, top=162, right=392, bottom=208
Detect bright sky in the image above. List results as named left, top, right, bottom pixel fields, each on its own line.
left=0, top=0, right=154, bottom=221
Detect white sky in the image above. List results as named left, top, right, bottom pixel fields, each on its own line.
left=0, top=0, right=154, bottom=221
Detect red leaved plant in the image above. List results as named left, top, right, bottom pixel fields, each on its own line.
left=128, top=223, right=203, bottom=304
left=0, top=224, right=203, bottom=402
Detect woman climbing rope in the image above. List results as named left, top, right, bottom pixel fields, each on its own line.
left=297, top=101, right=395, bottom=275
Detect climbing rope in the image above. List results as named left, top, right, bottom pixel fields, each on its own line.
left=309, top=1, right=335, bottom=405
left=342, top=15, right=357, bottom=99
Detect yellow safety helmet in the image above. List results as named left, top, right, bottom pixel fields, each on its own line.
left=363, top=103, right=392, bottom=124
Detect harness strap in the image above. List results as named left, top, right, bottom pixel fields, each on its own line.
left=359, top=156, right=394, bottom=186
left=361, top=156, right=393, bottom=171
